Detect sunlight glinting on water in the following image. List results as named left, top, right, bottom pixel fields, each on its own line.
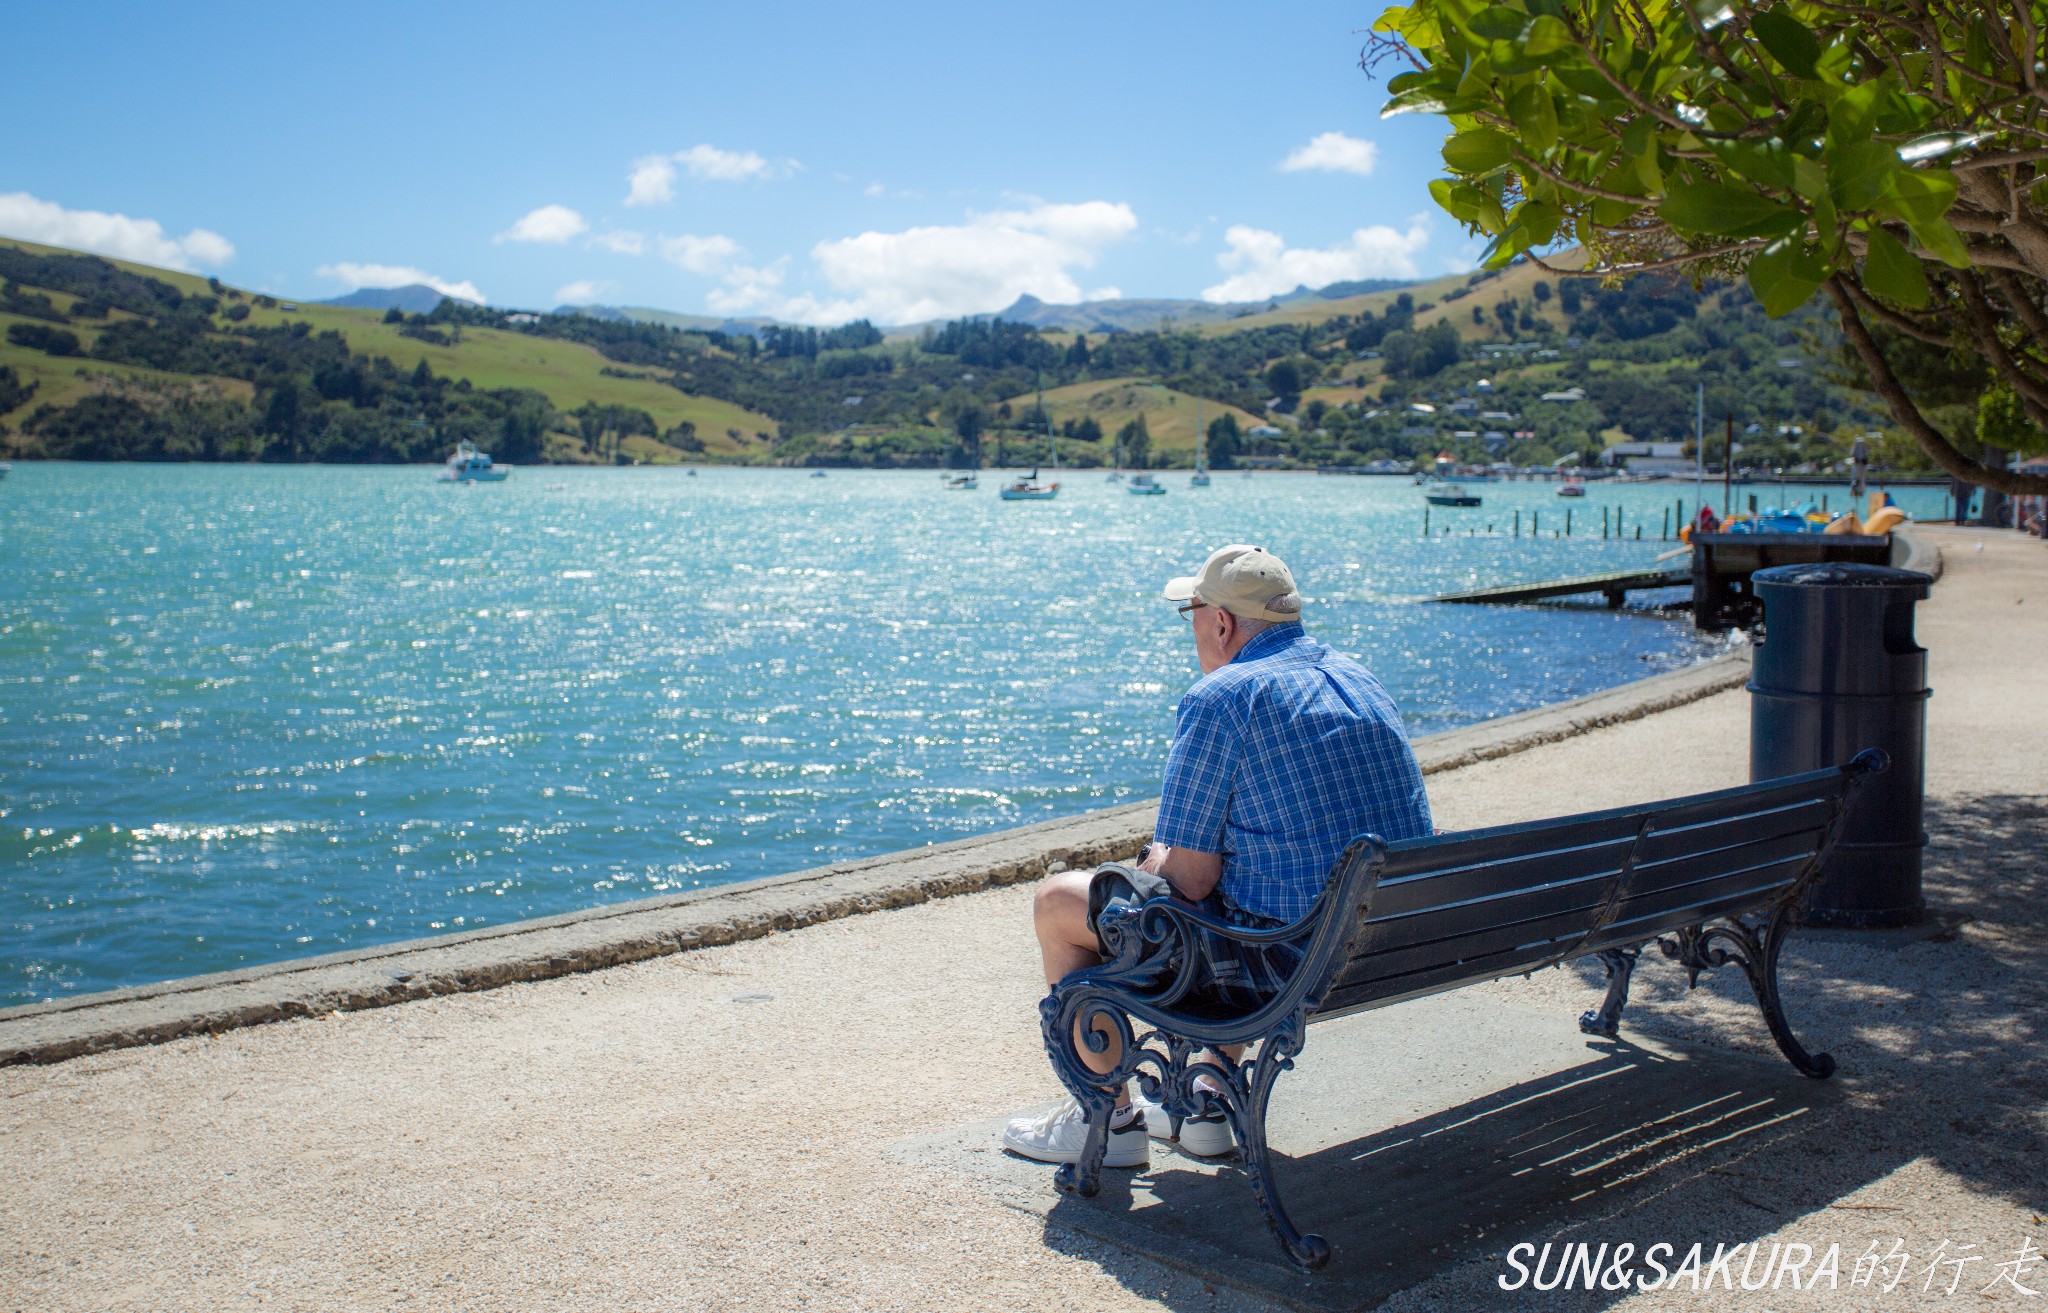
left=2, top=464, right=1947, bottom=1002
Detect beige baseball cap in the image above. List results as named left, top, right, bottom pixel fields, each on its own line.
left=1162, top=544, right=1303, bottom=623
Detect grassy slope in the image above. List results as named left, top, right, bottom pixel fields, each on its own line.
left=0, top=239, right=777, bottom=458
left=995, top=377, right=1266, bottom=459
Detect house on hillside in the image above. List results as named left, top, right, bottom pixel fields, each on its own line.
left=1540, top=386, right=1587, bottom=403
left=1602, top=441, right=1696, bottom=476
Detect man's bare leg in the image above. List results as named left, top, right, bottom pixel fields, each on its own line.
left=1032, top=869, right=1129, bottom=1106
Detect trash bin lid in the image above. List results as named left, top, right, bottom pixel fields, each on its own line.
left=1751, top=562, right=1933, bottom=589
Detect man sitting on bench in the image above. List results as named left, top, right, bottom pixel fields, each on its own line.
left=1004, top=543, right=1435, bottom=1166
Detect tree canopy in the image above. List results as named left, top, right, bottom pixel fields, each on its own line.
left=1371, top=0, right=2048, bottom=493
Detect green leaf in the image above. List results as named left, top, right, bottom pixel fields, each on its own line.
left=1442, top=127, right=1518, bottom=175
left=1660, top=182, right=1801, bottom=237
left=1510, top=199, right=1563, bottom=246
left=1826, top=82, right=1882, bottom=150
left=1747, top=239, right=1830, bottom=317
left=1382, top=88, right=1454, bottom=118
left=1829, top=140, right=1898, bottom=211
left=1878, top=168, right=1959, bottom=225
left=1523, top=14, right=1571, bottom=54
left=1468, top=5, right=1528, bottom=39
left=1907, top=215, right=1971, bottom=269
left=1711, top=139, right=1796, bottom=192
left=1861, top=227, right=1930, bottom=308
left=1750, top=8, right=1821, bottom=79
left=1507, top=84, right=1560, bottom=152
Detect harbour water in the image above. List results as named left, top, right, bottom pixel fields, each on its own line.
left=0, top=465, right=1946, bottom=1004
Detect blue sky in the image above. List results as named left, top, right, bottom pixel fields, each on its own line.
left=1, top=1, right=1472, bottom=324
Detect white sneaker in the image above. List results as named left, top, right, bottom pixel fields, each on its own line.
left=1000, top=1098, right=1149, bottom=1168
left=1132, top=1088, right=1236, bottom=1158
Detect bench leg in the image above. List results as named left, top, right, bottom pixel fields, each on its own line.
left=1039, top=990, right=1138, bottom=1199
left=1210, top=1011, right=1331, bottom=1272
left=1577, top=946, right=1642, bottom=1037
left=1660, top=906, right=1836, bottom=1079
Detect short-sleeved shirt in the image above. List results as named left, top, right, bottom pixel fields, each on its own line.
left=1151, top=624, right=1433, bottom=924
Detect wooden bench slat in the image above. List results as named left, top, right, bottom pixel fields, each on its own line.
left=1625, top=766, right=1853, bottom=827
left=1376, top=811, right=1647, bottom=879
left=1597, top=861, right=1814, bottom=943
left=1338, top=902, right=1614, bottom=987
left=1366, top=838, right=1634, bottom=920
left=1625, top=826, right=1825, bottom=899
left=1322, top=940, right=1576, bottom=1014
left=1630, top=797, right=1836, bottom=865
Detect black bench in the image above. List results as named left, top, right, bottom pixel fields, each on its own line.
left=1039, top=750, right=1886, bottom=1271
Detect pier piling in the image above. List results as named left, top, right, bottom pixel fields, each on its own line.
left=1566, top=508, right=1573, bottom=536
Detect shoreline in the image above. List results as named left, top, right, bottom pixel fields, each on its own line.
left=0, top=650, right=1754, bottom=1067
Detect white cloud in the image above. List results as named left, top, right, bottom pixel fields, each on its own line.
left=864, top=182, right=886, bottom=198
left=554, top=279, right=617, bottom=305
left=627, top=145, right=784, bottom=204
left=659, top=233, right=744, bottom=275
left=1200, top=220, right=1430, bottom=302
left=709, top=200, right=1138, bottom=326
left=588, top=230, right=646, bottom=256
left=496, top=204, right=588, bottom=244
left=678, top=144, right=774, bottom=181
left=626, top=155, right=677, bottom=206
left=1279, top=131, right=1381, bottom=177
left=1084, top=286, right=1123, bottom=302
left=0, top=191, right=234, bottom=271
left=316, top=261, right=486, bottom=304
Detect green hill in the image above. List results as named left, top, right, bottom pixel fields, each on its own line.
left=0, top=237, right=776, bottom=464
left=994, top=378, right=1264, bottom=465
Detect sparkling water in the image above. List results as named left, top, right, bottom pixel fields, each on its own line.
left=0, top=465, right=1943, bottom=1003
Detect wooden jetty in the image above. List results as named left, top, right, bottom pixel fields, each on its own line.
left=1433, top=565, right=1690, bottom=609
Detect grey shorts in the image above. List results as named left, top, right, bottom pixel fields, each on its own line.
left=1085, top=862, right=1307, bottom=1014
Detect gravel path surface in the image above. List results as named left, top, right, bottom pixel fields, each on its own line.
left=2, top=525, right=2040, bottom=1312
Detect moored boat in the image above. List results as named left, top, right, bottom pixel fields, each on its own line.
left=1126, top=472, right=1166, bottom=496
left=1000, top=471, right=1060, bottom=500
left=1557, top=475, right=1586, bottom=497
left=438, top=440, right=509, bottom=482
left=1422, top=480, right=1481, bottom=507
left=942, top=471, right=978, bottom=490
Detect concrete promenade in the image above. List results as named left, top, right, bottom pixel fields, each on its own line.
left=3, top=526, right=2042, bottom=1311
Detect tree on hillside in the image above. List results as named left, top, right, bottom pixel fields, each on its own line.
left=1266, top=359, right=1303, bottom=410
left=1370, top=0, right=2048, bottom=492
left=1117, top=414, right=1152, bottom=468
left=1207, top=413, right=1242, bottom=469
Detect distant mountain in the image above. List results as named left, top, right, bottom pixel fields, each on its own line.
left=991, top=278, right=1419, bottom=334
left=319, top=284, right=474, bottom=313
left=561, top=304, right=778, bottom=338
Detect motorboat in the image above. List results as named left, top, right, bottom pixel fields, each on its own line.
left=942, top=471, right=979, bottom=490
left=438, top=440, right=509, bottom=482
left=1126, top=472, right=1166, bottom=496
left=1422, top=481, right=1481, bottom=507
left=1557, top=475, right=1586, bottom=497
left=811, top=469, right=828, bottom=478
left=1190, top=469, right=1211, bottom=487
left=0, top=462, right=10, bottom=481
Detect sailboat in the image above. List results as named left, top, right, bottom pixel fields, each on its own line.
left=1190, top=398, right=1211, bottom=487
left=1001, top=373, right=1062, bottom=500
left=1107, top=430, right=1122, bottom=482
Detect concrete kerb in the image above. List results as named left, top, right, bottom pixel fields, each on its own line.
left=0, top=651, right=1758, bottom=1068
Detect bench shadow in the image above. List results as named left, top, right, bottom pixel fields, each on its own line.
left=1042, top=1038, right=1892, bottom=1313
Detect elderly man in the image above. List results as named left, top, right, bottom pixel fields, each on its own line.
left=1003, top=543, right=1433, bottom=1167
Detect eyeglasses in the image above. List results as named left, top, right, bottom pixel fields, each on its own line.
left=1176, top=600, right=1211, bottom=618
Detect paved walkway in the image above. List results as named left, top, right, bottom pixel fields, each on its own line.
left=3, top=527, right=2042, bottom=1312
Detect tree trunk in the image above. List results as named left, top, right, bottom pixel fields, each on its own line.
left=1975, top=445, right=2010, bottom=527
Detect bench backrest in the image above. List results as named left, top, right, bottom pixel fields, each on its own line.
left=1308, top=753, right=1882, bottom=1022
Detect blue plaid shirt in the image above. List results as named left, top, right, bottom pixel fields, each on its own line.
left=1152, top=624, right=1432, bottom=923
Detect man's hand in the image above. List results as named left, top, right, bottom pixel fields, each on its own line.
left=1138, top=842, right=1224, bottom=903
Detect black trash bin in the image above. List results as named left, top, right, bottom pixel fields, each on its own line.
left=1748, top=562, right=1933, bottom=928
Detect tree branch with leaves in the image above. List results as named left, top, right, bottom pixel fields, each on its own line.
left=1369, top=0, right=2048, bottom=494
